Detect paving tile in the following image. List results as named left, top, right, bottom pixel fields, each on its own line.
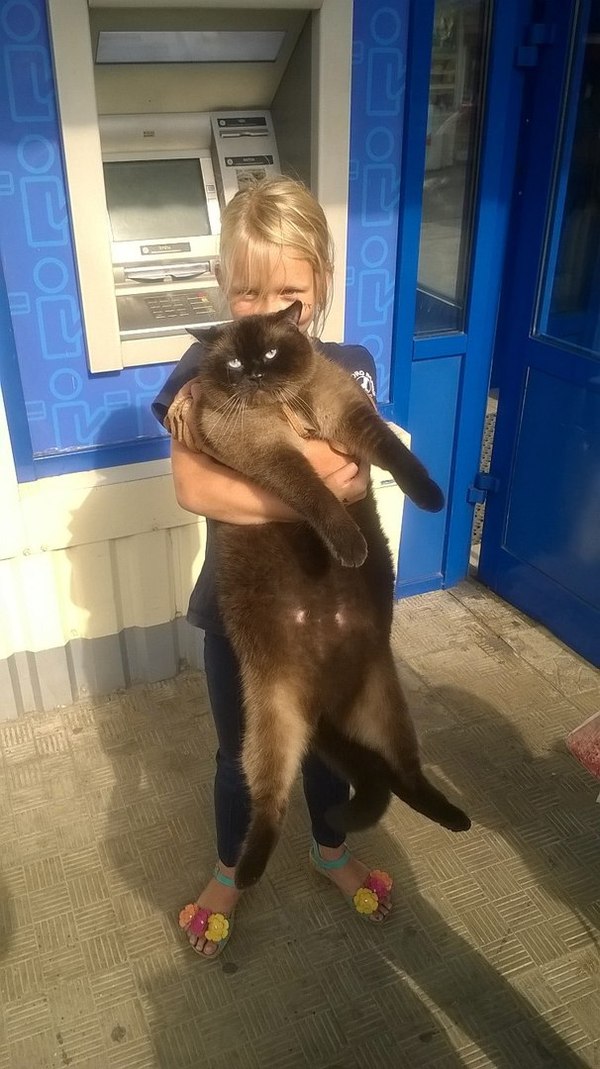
left=89, top=963, right=138, bottom=1011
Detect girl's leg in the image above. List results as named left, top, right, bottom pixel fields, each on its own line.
left=182, top=631, right=248, bottom=956
left=203, top=630, right=250, bottom=867
left=302, top=753, right=391, bottom=922
left=301, top=751, right=348, bottom=849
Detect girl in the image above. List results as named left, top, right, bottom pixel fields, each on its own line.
left=152, top=176, right=392, bottom=958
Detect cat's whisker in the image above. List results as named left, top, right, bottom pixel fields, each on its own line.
left=294, top=395, right=318, bottom=425
left=275, top=385, right=300, bottom=412
left=206, top=395, right=240, bottom=436
left=277, top=386, right=317, bottom=427
left=210, top=392, right=240, bottom=415
left=209, top=393, right=238, bottom=420
left=276, top=389, right=317, bottom=434
left=228, top=398, right=245, bottom=443
left=212, top=397, right=247, bottom=450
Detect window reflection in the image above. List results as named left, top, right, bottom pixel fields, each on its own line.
left=415, top=0, right=488, bottom=335
left=536, top=6, right=600, bottom=358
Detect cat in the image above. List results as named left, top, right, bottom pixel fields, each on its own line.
left=166, top=301, right=471, bottom=888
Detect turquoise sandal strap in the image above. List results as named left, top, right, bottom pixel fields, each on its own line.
left=214, top=865, right=236, bottom=888
left=310, top=840, right=350, bottom=871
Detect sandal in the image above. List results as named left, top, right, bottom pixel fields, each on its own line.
left=178, top=866, right=236, bottom=958
left=309, top=840, right=393, bottom=919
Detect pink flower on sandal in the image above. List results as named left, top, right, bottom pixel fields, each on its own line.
left=364, top=870, right=393, bottom=900
left=178, top=903, right=212, bottom=937
left=188, top=907, right=211, bottom=937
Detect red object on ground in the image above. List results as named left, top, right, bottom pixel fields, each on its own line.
left=566, top=713, right=600, bottom=779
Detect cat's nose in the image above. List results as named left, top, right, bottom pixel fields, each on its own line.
left=249, top=371, right=264, bottom=381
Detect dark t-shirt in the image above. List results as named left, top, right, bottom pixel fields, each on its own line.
left=151, top=337, right=377, bottom=634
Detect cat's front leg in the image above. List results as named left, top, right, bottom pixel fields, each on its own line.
left=239, top=447, right=368, bottom=568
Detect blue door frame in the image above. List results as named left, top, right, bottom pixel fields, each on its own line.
left=386, top=0, right=537, bottom=597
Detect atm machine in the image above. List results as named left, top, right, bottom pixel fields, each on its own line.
left=99, top=109, right=281, bottom=349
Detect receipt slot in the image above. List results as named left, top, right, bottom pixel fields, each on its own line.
left=211, top=111, right=281, bottom=204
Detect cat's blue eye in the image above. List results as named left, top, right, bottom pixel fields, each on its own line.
left=264, top=349, right=278, bottom=361
left=227, top=358, right=242, bottom=370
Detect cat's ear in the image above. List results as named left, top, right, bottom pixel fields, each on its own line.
left=273, top=300, right=303, bottom=326
left=187, top=325, right=222, bottom=345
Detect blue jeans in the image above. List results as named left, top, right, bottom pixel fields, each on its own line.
left=204, top=631, right=349, bottom=867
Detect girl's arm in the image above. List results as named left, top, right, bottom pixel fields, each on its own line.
left=170, top=437, right=369, bottom=523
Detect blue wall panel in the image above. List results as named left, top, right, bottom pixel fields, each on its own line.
left=344, top=0, right=409, bottom=403
left=396, top=355, right=461, bottom=594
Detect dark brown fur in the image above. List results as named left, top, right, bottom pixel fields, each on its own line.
left=170, top=303, right=470, bottom=888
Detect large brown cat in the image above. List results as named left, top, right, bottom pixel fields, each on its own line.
left=166, top=302, right=470, bottom=888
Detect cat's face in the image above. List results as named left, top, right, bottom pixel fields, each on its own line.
left=199, top=303, right=315, bottom=407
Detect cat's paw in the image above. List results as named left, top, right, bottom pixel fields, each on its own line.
left=326, top=525, right=368, bottom=568
left=442, top=805, right=471, bottom=833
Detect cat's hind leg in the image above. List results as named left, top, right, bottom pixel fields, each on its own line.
left=347, top=656, right=471, bottom=833
left=236, top=675, right=311, bottom=889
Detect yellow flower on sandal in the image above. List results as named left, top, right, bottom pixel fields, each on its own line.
left=353, top=887, right=379, bottom=915
left=206, top=912, right=230, bottom=943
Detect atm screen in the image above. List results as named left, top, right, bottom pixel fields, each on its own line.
left=103, top=158, right=211, bottom=242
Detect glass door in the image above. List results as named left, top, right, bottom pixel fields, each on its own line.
left=392, top=0, right=525, bottom=596
left=416, top=0, right=489, bottom=335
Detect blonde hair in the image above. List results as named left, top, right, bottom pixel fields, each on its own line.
left=218, top=176, right=334, bottom=336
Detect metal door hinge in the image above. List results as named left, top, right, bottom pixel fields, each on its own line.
left=467, top=472, right=500, bottom=505
left=515, top=22, right=556, bottom=68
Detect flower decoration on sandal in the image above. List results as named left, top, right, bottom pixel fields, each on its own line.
left=178, top=903, right=230, bottom=942
left=365, top=870, right=393, bottom=899
left=352, top=870, right=393, bottom=915
left=206, top=913, right=230, bottom=942
left=353, top=887, right=379, bottom=915
left=178, top=903, right=198, bottom=929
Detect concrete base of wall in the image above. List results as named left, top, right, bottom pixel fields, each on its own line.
left=0, top=619, right=204, bottom=720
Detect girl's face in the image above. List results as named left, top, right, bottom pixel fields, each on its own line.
left=221, top=247, right=317, bottom=334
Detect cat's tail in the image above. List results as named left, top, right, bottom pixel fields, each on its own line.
left=235, top=814, right=280, bottom=889
left=390, top=770, right=471, bottom=832
left=325, top=782, right=392, bottom=834
left=315, top=720, right=470, bottom=834
left=315, top=723, right=393, bottom=832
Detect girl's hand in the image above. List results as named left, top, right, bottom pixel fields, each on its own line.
left=301, top=438, right=370, bottom=505
left=164, top=378, right=205, bottom=453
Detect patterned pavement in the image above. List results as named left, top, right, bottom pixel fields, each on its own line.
left=0, top=579, right=599, bottom=1068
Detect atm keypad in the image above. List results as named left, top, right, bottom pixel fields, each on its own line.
left=144, top=292, right=214, bottom=321
left=115, top=287, right=227, bottom=336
